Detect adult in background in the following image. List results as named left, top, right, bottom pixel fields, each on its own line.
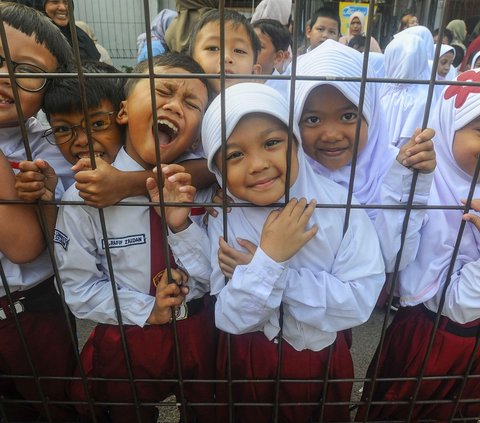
left=40, top=0, right=100, bottom=61
left=339, top=11, right=381, bottom=52
left=446, top=19, right=467, bottom=68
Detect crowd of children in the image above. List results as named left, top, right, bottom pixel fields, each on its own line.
left=1, top=0, right=480, bottom=422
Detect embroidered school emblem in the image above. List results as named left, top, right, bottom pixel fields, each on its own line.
left=53, top=229, right=69, bottom=250
left=444, top=70, right=480, bottom=108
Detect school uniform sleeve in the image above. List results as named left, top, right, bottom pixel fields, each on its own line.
left=427, top=257, right=480, bottom=324
left=280, top=208, right=386, bottom=333
left=54, top=192, right=154, bottom=327
left=374, top=159, right=433, bottom=272
left=167, top=220, right=212, bottom=286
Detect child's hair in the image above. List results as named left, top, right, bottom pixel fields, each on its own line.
left=432, top=27, right=453, bottom=44
left=308, top=7, right=341, bottom=32
left=124, top=52, right=209, bottom=97
left=348, top=35, right=366, bottom=51
left=188, top=9, right=261, bottom=63
left=252, top=18, right=291, bottom=52
left=43, top=61, right=125, bottom=121
left=0, top=2, right=72, bottom=69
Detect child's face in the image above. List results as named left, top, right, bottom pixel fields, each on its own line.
left=44, top=0, right=69, bottom=27
left=118, top=66, right=208, bottom=169
left=254, top=28, right=282, bottom=75
left=306, top=17, right=339, bottom=50
left=48, top=100, right=122, bottom=165
left=437, top=52, right=454, bottom=78
left=214, top=113, right=299, bottom=206
left=299, top=84, right=368, bottom=171
left=452, top=116, right=480, bottom=179
left=0, top=25, right=57, bottom=128
left=192, top=21, right=261, bottom=94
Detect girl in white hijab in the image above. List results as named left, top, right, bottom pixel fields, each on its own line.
left=162, top=82, right=385, bottom=422
left=293, top=39, right=435, bottom=272
left=357, top=68, right=480, bottom=421
left=432, top=44, right=456, bottom=103
left=339, top=11, right=382, bottom=53
left=380, top=33, right=432, bottom=147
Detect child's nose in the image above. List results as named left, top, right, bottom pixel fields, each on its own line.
left=73, top=127, right=89, bottom=146
left=249, top=155, right=269, bottom=172
left=161, top=97, right=182, bottom=116
left=320, top=127, right=342, bottom=142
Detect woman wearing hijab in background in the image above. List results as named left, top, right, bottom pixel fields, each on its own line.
left=136, top=9, right=177, bottom=63
left=76, top=20, right=113, bottom=65
left=41, top=0, right=100, bottom=61
left=339, top=12, right=381, bottom=52
left=446, top=19, right=467, bottom=68
left=432, top=44, right=456, bottom=103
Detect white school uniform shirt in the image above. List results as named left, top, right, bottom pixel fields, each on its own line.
left=293, top=40, right=432, bottom=272
left=0, top=117, right=72, bottom=297
left=54, top=147, right=210, bottom=327
left=196, top=83, right=385, bottom=352
left=399, top=69, right=480, bottom=324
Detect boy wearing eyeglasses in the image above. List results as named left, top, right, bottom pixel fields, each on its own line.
left=0, top=3, right=78, bottom=422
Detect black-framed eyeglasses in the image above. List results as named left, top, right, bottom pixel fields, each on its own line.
left=0, top=54, right=48, bottom=93
left=43, top=111, right=118, bottom=145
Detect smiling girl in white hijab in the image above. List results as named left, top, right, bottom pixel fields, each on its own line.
left=161, top=82, right=385, bottom=422
left=357, top=68, right=480, bottom=421
left=293, top=39, right=435, bottom=273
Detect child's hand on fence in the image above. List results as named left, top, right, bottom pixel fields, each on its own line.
left=218, top=236, right=257, bottom=278
left=15, top=159, right=57, bottom=202
left=147, top=268, right=189, bottom=325
left=397, top=128, right=436, bottom=173
left=260, top=198, right=318, bottom=263
left=206, top=184, right=233, bottom=218
left=73, top=157, right=126, bottom=208
left=462, top=199, right=480, bottom=231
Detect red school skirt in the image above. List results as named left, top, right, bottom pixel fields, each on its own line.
left=216, top=330, right=354, bottom=423
left=356, top=304, right=480, bottom=421
left=71, top=295, right=217, bottom=423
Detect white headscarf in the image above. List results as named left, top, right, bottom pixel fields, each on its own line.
left=394, top=25, right=435, bottom=60
left=399, top=69, right=480, bottom=305
left=367, top=51, right=385, bottom=78
left=251, top=0, right=291, bottom=26
left=292, top=39, right=397, bottom=218
left=431, top=44, right=456, bottom=103
left=380, top=33, right=431, bottom=146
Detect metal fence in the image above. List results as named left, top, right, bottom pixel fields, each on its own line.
left=1, top=0, right=480, bottom=422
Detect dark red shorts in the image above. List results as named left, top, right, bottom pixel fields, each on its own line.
left=0, top=306, right=77, bottom=422
left=71, top=295, right=217, bottom=423
left=216, top=330, right=353, bottom=423
left=356, top=304, right=480, bottom=421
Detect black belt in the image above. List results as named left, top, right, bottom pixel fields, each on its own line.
left=422, top=305, right=480, bottom=338
left=173, top=296, right=206, bottom=321
left=0, top=276, right=63, bottom=320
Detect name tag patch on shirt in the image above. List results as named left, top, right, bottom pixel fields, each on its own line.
left=102, top=234, right=146, bottom=249
left=54, top=229, right=70, bottom=251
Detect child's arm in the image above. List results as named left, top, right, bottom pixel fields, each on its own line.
left=374, top=128, right=436, bottom=272
left=0, top=154, right=45, bottom=263
left=181, top=159, right=217, bottom=190
left=15, top=159, right=58, bottom=240
left=213, top=199, right=320, bottom=334
left=72, top=158, right=154, bottom=208
left=147, top=164, right=213, bottom=286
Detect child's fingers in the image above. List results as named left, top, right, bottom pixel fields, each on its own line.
left=414, top=127, right=435, bottom=143
left=18, top=160, right=40, bottom=172
left=161, top=164, right=186, bottom=179
left=298, top=199, right=317, bottom=226
left=169, top=268, right=189, bottom=286
left=402, top=151, right=436, bottom=172
left=165, top=171, right=192, bottom=185
left=463, top=213, right=480, bottom=231
left=71, top=157, right=93, bottom=172
left=236, top=238, right=257, bottom=255
left=302, top=224, right=319, bottom=243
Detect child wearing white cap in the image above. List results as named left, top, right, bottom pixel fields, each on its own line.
left=153, top=82, right=385, bottom=422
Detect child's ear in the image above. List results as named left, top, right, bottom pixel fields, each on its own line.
left=274, top=50, right=286, bottom=68
left=252, top=63, right=262, bottom=75
left=116, top=100, right=128, bottom=125
left=305, top=25, right=312, bottom=40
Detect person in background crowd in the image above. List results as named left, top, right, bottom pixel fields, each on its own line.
left=76, top=20, right=113, bottom=65
left=339, top=11, right=381, bottom=53
left=446, top=19, right=467, bottom=68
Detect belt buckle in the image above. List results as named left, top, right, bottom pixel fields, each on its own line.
left=0, top=298, right=25, bottom=320
left=174, top=301, right=188, bottom=321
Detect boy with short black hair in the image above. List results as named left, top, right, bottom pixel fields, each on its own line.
left=56, top=52, right=215, bottom=423
left=252, top=18, right=291, bottom=77
left=305, top=7, right=341, bottom=52
left=188, top=9, right=262, bottom=95
left=0, top=2, right=77, bottom=421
